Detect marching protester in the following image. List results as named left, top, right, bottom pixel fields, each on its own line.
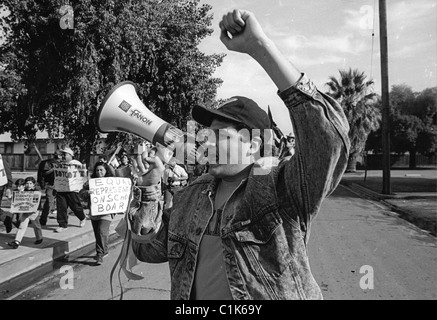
left=0, top=154, right=13, bottom=233
left=127, top=9, right=349, bottom=300
left=83, top=162, right=115, bottom=265
left=115, top=151, right=136, bottom=181
left=11, top=178, right=25, bottom=228
left=96, top=154, right=116, bottom=176
left=7, top=176, right=43, bottom=249
left=118, top=152, right=132, bottom=170
left=37, top=150, right=61, bottom=226
left=54, top=147, right=87, bottom=233
left=162, top=160, right=188, bottom=209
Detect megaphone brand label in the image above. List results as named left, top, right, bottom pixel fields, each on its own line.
left=129, top=109, right=153, bottom=126
left=118, top=100, right=132, bottom=113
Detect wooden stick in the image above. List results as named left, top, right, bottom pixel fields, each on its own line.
left=108, top=144, right=122, bottom=165
left=33, top=143, right=43, bottom=161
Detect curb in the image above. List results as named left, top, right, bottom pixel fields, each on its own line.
left=0, top=216, right=123, bottom=298
left=340, top=181, right=436, bottom=236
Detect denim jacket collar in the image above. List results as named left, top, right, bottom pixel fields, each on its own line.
left=200, top=162, right=280, bottom=224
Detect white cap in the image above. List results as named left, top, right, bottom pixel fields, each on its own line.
left=60, top=147, right=74, bottom=157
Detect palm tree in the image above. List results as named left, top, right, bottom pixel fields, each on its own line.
left=326, top=68, right=381, bottom=172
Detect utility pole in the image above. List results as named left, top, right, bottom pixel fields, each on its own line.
left=379, top=0, right=391, bottom=194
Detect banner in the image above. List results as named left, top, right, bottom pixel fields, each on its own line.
left=54, top=163, right=88, bottom=192
left=89, top=177, right=132, bottom=216
left=0, top=154, right=8, bottom=186
left=11, top=191, right=42, bottom=213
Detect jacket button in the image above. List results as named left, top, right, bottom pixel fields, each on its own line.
left=187, top=261, right=193, bottom=271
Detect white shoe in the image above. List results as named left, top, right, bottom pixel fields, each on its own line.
left=79, top=220, right=86, bottom=227
left=55, top=227, right=68, bottom=233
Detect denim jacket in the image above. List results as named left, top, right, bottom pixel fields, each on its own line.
left=132, top=74, right=350, bottom=300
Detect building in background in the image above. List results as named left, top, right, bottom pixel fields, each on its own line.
left=0, top=131, right=65, bottom=172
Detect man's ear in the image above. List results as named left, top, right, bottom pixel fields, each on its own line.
left=249, top=136, right=262, bottom=156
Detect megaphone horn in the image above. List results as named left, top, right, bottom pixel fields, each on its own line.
left=97, top=81, right=197, bottom=164
left=97, top=81, right=183, bottom=147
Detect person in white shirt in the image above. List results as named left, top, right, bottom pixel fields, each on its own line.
left=54, top=147, right=87, bottom=233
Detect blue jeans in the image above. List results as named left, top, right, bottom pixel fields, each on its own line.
left=91, top=218, right=112, bottom=256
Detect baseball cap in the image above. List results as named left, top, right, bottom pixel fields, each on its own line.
left=60, top=147, right=74, bottom=157
left=191, top=96, right=272, bottom=130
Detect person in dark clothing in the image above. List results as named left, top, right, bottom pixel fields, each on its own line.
left=127, top=9, right=350, bottom=300
left=37, top=151, right=61, bottom=226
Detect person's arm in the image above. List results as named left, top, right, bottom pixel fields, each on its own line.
left=220, top=9, right=350, bottom=223
left=129, top=152, right=168, bottom=262
left=42, top=160, right=55, bottom=177
left=131, top=208, right=170, bottom=263
left=219, top=9, right=301, bottom=91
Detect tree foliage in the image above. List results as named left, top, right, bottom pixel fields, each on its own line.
left=326, top=68, right=380, bottom=172
left=0, top=0, right=224, bottom=163
left=366, top=84, right=436, bottom=168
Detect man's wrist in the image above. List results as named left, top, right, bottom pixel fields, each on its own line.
left=138, top=184, right=162, bottom=202
left=247, top=37, right=274, bottom=58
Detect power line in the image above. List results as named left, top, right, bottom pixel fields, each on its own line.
left=370, top=0, right=377, bottom=81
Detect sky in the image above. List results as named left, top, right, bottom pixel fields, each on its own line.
left=1, top=1, right=436, bottom=134
left=198, top=0, right=437, bottom=133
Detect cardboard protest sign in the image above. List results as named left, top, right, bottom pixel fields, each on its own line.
left=54, top=163, right=88, bottom=192
left=0, top=154, right=8, bottom=186
left=11, top=191, right=42, bottom=213
left=89, top=177, right=132, bottom=216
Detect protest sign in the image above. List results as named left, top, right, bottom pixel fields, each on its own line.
left=0, top=154, right=8, bottom=186
left=54, top=163, right=88, bottom=192
left=89, top=177, right=132, bottom=216
left=11, top=191, right=42, bottom=213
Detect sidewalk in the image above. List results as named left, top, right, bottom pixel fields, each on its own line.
left=0, top=203, right=123, bottom=296
left=340, top=168, right=436, bottom=236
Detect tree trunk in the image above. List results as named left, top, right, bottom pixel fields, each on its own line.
left=346, top=153, right=358, bottom=172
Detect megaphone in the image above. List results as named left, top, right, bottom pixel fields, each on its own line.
left=97, top=81, right=190, bottom=163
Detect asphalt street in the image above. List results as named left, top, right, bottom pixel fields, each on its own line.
left=5, top=184, right=437, bottom=300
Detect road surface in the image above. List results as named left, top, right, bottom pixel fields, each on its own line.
left=7, top=185, right=436, bottom=300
